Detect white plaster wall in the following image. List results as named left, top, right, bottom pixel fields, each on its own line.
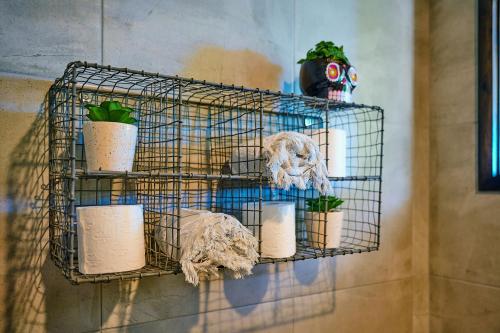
left=0, top=1, right=420, bottom=332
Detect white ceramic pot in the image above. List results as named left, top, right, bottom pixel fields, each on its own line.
left=76, top=205, right=145, bottom=274
left=83, top=121, right=138, bottom=172
left=305, top=210, right=343, bottom=248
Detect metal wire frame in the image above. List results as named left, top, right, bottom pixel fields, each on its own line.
left=48, top=61, right=384, bottom=284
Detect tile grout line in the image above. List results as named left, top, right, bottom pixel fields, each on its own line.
left=431, top=273, right=500, bottom=290
left=100, top=283, right=103, bottom=332
left=292, top=0, right=296, bottom=94
left=99, top=4, right=103, bottom=325
left=0, top=71, right=54, bottom=82
left=292, top=4, right=296, bottom=330
left=101, top=0, right=104, bottom=64
left=100, top=1, right=103, bottom=329
left=292, top=3, right=296, bottom=332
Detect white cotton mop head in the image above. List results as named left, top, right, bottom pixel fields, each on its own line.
left=155, top=209, right=259, bottom=286
left=262, top=131, right=332, bottom=195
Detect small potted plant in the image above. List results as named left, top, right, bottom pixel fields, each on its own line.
left=304, top=195, right=344, bottom=248
left=83, top=100, right=138, bottom=172
left=298, top=41, right=358, bottom=102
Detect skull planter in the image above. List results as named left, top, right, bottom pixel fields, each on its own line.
left=299, top=59, right=358, bottom=103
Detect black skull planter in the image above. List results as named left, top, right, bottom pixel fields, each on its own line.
left=300, top=59, right=358, bottom=102
left=298, top=42, right=358, bottom=103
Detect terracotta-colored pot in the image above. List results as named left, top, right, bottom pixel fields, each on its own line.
left=305, top=211, right=343, bottom=248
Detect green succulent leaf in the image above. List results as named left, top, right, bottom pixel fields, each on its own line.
left=84, top=100, right=137, bottom=125
left=297, top=40, right=350, bottom=65
left=306, top=195, right=344, bottom=212
left=115, top=111, right=131, bottom=123
left=88, top=109, right=107, bottom=121
left=121, top=107, right=134, bottom=114
left=122, top=117, right=137, bottom=124
left=85, top=104, right=108, bottom=121
left=101, top=101, right=123, bottom=112
left=108, top=109, right=124, bottom=122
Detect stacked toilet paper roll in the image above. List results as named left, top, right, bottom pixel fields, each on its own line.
left=309, top=128, right=347, bottom=177
left=241, top=201, right=296, bottom=258
left=76, top=204, right=145, bottom=274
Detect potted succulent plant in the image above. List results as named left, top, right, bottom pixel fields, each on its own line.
left=298, top=41, right=358, bottom=102
left=304, top=195, right=344, bottom=248
left=83, top=100, right=138, bottom=172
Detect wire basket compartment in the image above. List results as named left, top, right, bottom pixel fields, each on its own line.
left=48, top=62, right=383, bottom=284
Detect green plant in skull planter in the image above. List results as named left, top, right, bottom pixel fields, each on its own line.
left=298, top=41, right=358, bottom=102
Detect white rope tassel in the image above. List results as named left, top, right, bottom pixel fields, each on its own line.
left=231, top=131, right=332, bottom=195
left=155, top=209, right=259, bottom=286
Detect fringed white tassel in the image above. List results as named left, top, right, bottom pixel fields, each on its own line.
left=155, top=209, right=259, bottom=286
left=231, top=131, right=332, bottom=195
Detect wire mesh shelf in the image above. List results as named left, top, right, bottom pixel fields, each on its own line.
left=48, top=61, right=384, bottom=284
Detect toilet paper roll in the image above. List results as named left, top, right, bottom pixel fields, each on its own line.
left=241, top=201, right=296, bottom=258
left=76, top=205, right=145, bottom=274
left=310, top=128, right=346, bottom=177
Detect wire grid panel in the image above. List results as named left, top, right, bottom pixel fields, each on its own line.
left=48, top=63, right=178, bottom=283
left=48, top=62, right=383, bottom=284
left=210, top=95, right=382, bottom=255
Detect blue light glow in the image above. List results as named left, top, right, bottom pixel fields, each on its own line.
left=492, top=0, right=499, bottom=177
left=493, top=112, right=498, bottom=177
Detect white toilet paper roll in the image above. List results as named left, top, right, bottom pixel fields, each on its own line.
left=76, top=205, right=145, bottom=274
left=310, top=128, right=346, bottom=177
left=241, top=201, right=296, bottom=258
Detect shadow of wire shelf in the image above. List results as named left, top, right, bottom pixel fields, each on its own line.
left=48, top=61, right=384, bottom=284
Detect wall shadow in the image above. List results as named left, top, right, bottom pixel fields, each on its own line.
left=4, top=95, right=101, bottom=333
left=4, top=99, right=50, bottom=333
left=292, top=258, right=337, bottom=324
left=188, top=259, right=336, bottom=333
left=222, top=265, right=270, bottom=316
left=98, top=242, right=336, bottom=332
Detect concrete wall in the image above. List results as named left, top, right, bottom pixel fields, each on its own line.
left=429, top=0, right=500, bottom=332
left=0, top=0, right=422, bottom=332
